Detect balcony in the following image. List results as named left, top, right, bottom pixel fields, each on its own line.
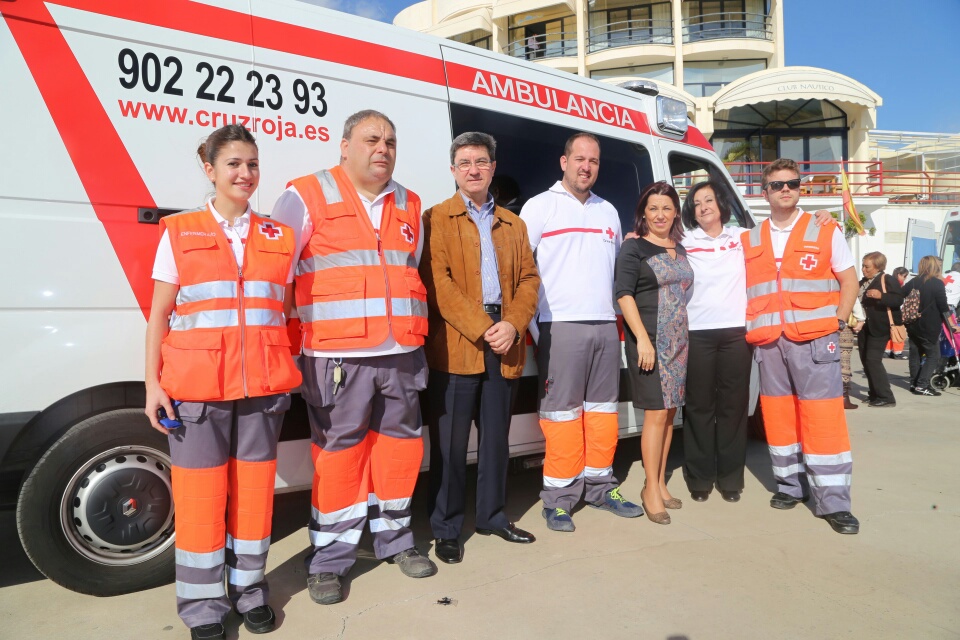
left=505, top=31, right=579, bottom=60
left=681, top=12, right=772, bottom=43
left=587, top=17, right=673, bottom=53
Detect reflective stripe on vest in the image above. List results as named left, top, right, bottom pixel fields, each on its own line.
left=298, top=297, right=428, bottom=323
left=298, top=249, right=416, bottom=274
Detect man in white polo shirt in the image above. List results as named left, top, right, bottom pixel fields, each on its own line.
left=520, top=132, right=643, bottom=532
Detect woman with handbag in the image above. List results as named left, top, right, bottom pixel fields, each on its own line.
left=902, top=256, right=960, bottom=396
left=857, top=252, right=904, bottom=407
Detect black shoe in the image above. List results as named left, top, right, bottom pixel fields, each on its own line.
left=690, top=490, right=710, bottom=502
left=475, top=523, right=536, bottom=544
left=894, top=353, right=908, bottom=360
left=720, top=490, right=741, bottom=503
left=770, top=492, right=810, bottom=510
left=913, top=387, right=941, bottom=396
left=307, top=572, right=342, bottom=605
left=868, top=399, right=896, bottom=408
left=242, top=605, right=276, bottom=634
left=190, top=624, right=225, bottom=640
left=434, top=538, right=463, bottom=564
left=822, top=511, right=860, bottom=534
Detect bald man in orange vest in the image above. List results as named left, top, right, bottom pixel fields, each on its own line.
left=742, top=158, right=861, bottom=535
left=273, top=110, right=436, bottom=604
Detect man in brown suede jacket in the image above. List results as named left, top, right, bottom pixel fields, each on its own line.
left=419, top=132, right=541, bottom=565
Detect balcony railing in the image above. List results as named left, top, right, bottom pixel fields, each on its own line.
left=505, top=31, right=579, bottom=60
left=723, top=161, right=960, bottom=205
left=681, top=12, right=772, bottom=43
left=587, top=18, right=673, bottom=53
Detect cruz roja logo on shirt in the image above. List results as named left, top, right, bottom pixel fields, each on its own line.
left=602, top=227, right=616, bottom=244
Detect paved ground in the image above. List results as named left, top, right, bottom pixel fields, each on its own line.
left=1, top=358, right=958, bottom=640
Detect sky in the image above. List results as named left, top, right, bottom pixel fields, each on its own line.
left=302, top=0, right=959, bottom=134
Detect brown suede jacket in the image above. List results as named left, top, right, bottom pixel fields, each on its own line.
left=419, top=193, right=540, bottom=378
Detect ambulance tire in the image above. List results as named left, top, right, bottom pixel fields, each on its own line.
left=16, top=409, right=176, bottom=596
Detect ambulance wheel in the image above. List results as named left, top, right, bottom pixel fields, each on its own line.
left=16, top=409, right=176, bottom=596
left=930, top=374, right=949, bottom=391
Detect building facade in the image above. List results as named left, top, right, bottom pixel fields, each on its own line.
left=394, top=0, right=881, bottom=172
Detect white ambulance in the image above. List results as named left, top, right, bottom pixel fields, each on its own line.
left=0, top=0, right=757, bottom=596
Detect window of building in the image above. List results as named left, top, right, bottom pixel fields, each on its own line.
left=450, top=29, right=492, bottom=51
left=587, top=1, right=673, bottom=52
left=683, top=59, right=766, bottom=97
left=591, top=62, right=675, bottom=85
left=682, top=0, right=770, bottom=42
left=507, top=15, right=577, bottom=60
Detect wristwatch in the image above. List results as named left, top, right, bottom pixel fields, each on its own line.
left=838, top=319, right=847, bottom=332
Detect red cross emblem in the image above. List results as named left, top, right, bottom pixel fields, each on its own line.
left=605, top=227, right=615, bottom=239
left=827, top=341, right=836, bottom=353
left=727, top=241, right=738, bottom=250
left=945, top=275, right=956, bottom=285
left=800, top=254, right=818, bottom=270
left=400, top=222, right=414, bottom=245
left=259, top=221, right=282, bottom=239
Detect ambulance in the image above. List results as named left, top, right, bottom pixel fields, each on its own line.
left=0, top=0, right=758, bottom=596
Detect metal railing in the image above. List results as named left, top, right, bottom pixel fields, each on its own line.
left=505, top=31, right=579, bottom=60
left=681, top=11, right=772, bottom=43
left=586, top=17, right=673, bottom=52
left=723, top=161, right=960, bottom=205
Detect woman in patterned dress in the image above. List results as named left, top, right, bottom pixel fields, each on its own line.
left=615, top=182, right=693, bottom=524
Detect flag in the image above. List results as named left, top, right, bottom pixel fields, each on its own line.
left=840, top=162, right=865, bottom=236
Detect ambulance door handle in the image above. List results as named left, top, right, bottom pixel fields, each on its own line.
left=138, top=207, right=182, bottom=224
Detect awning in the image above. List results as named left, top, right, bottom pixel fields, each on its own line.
left=712, top=66, right=882, bottom=112
left=425, top=11, right=492, bottom=40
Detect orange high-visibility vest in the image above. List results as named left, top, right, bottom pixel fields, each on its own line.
left=159, top=206, right=302, bottom=401
left=290, top=166, right=428, bottom=351
left=741, top=212, right=841, bottom=345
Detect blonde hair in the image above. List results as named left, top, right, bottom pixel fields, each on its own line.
left=863, top=251, right=887, bottom=272
left=916, top=255, right=943, bottom=282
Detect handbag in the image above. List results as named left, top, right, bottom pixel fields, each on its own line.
left=901, top=286, right=921, bottom=325
left=881, top=276, right=907, bottom=341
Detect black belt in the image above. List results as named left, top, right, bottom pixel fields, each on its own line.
left=483, top=304, right=502, bottom=314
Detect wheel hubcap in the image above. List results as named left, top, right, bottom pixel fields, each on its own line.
left=60, top=446, right=175, bottom=566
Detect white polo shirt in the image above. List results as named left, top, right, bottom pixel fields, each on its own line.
left=944, top=270, right=960, bottom=308
left=768, top=209, right=855, bottom=273
left=152, top=198, right=295, bottom=285
left=680, top=225, right=747, bottom=330
left=271, top=179, right=424, bottom=359
left=520, top=181, right=621, bottom=323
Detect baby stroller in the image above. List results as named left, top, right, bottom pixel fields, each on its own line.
left=930, top=312, right=960, bottom=391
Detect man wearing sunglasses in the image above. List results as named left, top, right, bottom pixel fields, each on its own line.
left=741, top=158, right=861, bottom=535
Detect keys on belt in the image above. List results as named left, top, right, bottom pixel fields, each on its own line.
left=482, top=304, right=502, bottom=314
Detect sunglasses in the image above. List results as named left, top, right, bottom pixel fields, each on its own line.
left=764, top=179, right=801, bottom=192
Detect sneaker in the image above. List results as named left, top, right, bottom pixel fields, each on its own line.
left=190, top=624, right=225, bottom=640
left=588, top=487, right=644, bottom=518
left=307, top=572, right=342, bottom=605
left=242, top=605, right=276, bottom=634
left=391, top=548, right=437, bottom=578
left=542, top=507, right=575, bottom=532
left=894, top=353, right=908, bottom=360
left=913, top=387, right=941, bottom=397
left=822, top=511, right=860, bottom=534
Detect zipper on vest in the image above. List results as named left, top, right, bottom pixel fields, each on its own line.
left=238, top=265, right=249, bottom=397
left=376, top=230, right=392, bottom=326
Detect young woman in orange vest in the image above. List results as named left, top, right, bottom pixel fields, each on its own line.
left=144, top=125, right=301, bottom=640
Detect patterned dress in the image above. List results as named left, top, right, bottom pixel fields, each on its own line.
left=614, top=237, right=694, bottom=409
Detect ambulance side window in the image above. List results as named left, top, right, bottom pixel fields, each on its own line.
left=449, top=103, right=655, bottom=234
left=668, top=153, right=748, bottom=228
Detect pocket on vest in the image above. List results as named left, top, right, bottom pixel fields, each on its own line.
left=403, top=274, right=429, bottom=336
left=260, top=328, right=302, bottom=393
left=160, top=329, right=223, bottom=401
left=310, top=277, right=367, bottom=338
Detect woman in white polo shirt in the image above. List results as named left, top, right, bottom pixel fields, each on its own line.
left=679, top=181, right=751, bottom=503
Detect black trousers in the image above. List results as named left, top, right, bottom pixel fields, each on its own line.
left=907, top=328, right=940, bottom=390
left=426, top=342, right=517, bottom=539
left=858, top=329, right=894, bottom=402
left=682, top=327, right=750, bottom=493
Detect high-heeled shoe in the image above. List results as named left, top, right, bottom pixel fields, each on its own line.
left=663, top=497, right=682, bottom=510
